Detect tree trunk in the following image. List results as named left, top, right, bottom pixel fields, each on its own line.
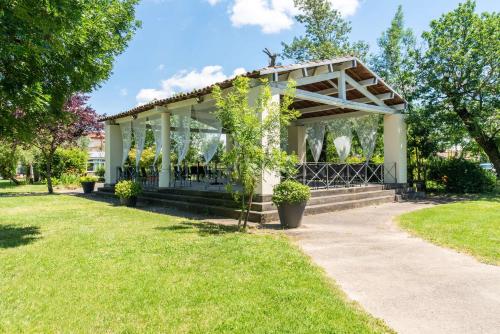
left=243, top=189, right=254, bottom=230
left=456, top=107, right=500, bottom=176
left=46, top=164, right=53, bottom=194
left=237, top=193, right=245, bottom=229
left=9, top=177, right=20, bottom=185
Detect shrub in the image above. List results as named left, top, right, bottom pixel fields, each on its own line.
left=95, top=166, right=105, bottom=178
left=39, top=148, right=88, bottom=179
left=80, top=175, right=98, bottom=183
left=428, top=158, right=496, bottom=193
left=60, top=173, right=80, bottom=186
left=272, top=180, right=311, bottom=206
left=115, top=180, right=142, bottom=199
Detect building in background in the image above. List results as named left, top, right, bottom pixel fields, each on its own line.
left=87, top=131, right=105, bottom=173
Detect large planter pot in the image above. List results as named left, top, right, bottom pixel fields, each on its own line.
left=120, top=196, right=137, bottom=207
left=81, top=181, right=96, bottom=194
left=277, top=201, right=307, bottom=228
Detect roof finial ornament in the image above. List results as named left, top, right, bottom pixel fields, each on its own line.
left=263, top=48, right=279, bottom=67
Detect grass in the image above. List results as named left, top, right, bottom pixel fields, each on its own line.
left=398, top=197, right=500, bottom=265
left=0, top=184, right=391, bottom=333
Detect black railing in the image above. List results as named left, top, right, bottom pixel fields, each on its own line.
left=289, top=162, right=396, bottom=189
left=117, top=166, right=159, bottom=190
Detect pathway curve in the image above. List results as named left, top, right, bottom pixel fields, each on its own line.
left=287, top=201, right=500, bottom=334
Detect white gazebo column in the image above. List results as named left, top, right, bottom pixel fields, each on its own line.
left=159, top=111, right=171, bottom=189
left=252, top=87, right=281, bottom=196
left=383, top=113, right=407, bottom=184
left=287, top=125, right=306, bottom=163
left=104, top=121, right=123, bottom=185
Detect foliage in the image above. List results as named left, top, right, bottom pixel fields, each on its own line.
left=0, top=0, right=140, bottom=138
left=59, top=173, right=80, bottom=187
left=80, top=175, right=99, bottom=183
left=420, top=0, right=500, bottom=174
left=29, top=95, right=101, bottom=193
left=38, top=147, right=88, bottom=179
left=272, top=180, right=311, bottom=206
left=95, top=166, right=105, bottom=178
left=427, top=158, right=496, bottom=193
left=0, top=140, right=20, bottom=182
left=282, top=0, right=369, bottom=62
left=115, top=180, right=142, bottom=199
left=212, top=76, right=300, bottom=228
left=399, top=199, right=500, bottom=265
left=128, top=147, right=158, bottom=170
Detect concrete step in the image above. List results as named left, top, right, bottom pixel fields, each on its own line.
left=304, top=195, right=395, bottom=216
left=95, top=184, right=395, bottom=224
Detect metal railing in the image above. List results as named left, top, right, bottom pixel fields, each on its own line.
left=288, top=162, right=397, bottom=189
left=117, top=166, right=159, bottom=190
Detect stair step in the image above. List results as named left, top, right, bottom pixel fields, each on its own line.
left=304, top=195, right=395, bottom=216
left=95, top=184, right=395, bottom=224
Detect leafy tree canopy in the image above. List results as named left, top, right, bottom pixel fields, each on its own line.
left=0, top=0, right=140, bottom=139
left=30, top=94, right=102, bottom=193
left=282, top=0, right=369, bottom=62
left=420, top=0, right=500, bottom=173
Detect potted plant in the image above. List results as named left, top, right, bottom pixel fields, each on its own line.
left=115, top=180, right=142, bottom=207
left=272, top=180, right=311, bottom=228
left=80, top=175, right=99, bottom=194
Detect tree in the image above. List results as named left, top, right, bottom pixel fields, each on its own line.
left=212, top=77, right=299, bottom=229
left=29, top=95, right=102, bottom=193
left=282, top=0, right=369, bottom=62
left=0, top=139, right=21, bottom=184
left=0, top=0, right=140, bottom=139
left=420, top=1, right=500, bottom=174
left=371, top=6, right=438, bottom=183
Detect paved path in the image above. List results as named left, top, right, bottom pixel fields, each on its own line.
left=287, top=201, right=500, bottom=334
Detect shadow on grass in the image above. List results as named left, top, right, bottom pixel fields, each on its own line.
left=155, top=221, right=240, bottom=236
left=0, top=225, right=41, bottom=248
left=0, top=192, right=54, bottom=198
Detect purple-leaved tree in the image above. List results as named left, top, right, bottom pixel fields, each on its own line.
left=30, top=94, right=102, bottom=193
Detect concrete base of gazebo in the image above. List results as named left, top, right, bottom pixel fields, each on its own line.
left=97, top=183, right=398, bottom=223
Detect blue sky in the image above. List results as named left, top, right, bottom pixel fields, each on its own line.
left=89, top=0, right=499, bottom=116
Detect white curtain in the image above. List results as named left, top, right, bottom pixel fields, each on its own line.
left=327, top=119, right=353, bottom=163
left=199, top=119, right=222, bottom=164
left=353, top=115, right=381, bottom=161
left=150, top=118, right=162, bottom=167
left=306, top=122, right=326, bottom=162
left=120, top=122, right=132, bottom=167
left=133, top=118, right=147, bottom=170
left=172, top=107, right=191, bottom=165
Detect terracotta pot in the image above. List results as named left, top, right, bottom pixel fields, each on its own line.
left=120, top=196, right=137, bottom=207
left=81, top=181, right=95, bottom=194
left=277, top=201, right=307, bottom=228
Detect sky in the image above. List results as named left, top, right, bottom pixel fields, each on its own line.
left=89, top=0, right=499, bottom=117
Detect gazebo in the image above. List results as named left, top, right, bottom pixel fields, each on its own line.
left=100, top=56, right=407, bottom=202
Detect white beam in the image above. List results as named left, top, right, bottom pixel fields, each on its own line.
left=292, top=71, right=340, bottom=87
left=345, top=75, right=386, bottom=107
left=271, top=82, right=396, bottom=114
left=338, top=69, right=346, bottom=100
left=390, top=103, right=407, bottom=111
left=294, top=111, right=370, bottom=125
left=358, top=77, right=378, bottom=86
left=351, top=92, right=394, bottom=104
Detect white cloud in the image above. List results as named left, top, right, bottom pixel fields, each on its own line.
left=206, top=0, right=221, bottom=5
left=228, top=0, right=359, bottom=34
left=136, top=65, right=246, bottom=105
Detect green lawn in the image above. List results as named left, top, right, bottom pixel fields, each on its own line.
left=0, top=185, right=391, bottom=333
left=398, top=198, right=500, bottom=265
